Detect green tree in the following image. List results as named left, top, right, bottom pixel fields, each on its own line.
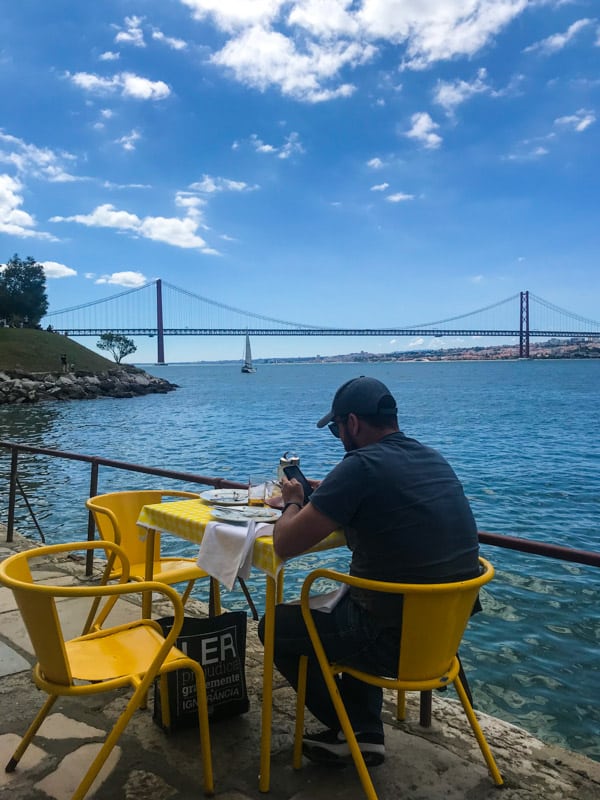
left=96, top=332, right=137, bottom=364
left=0, top=254, right=48, bottom=326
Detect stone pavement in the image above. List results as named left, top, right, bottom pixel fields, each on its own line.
left=1, top=535, right=599, bottom=800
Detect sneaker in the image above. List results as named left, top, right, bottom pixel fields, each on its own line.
left=302, top=728, right=385, bottom=767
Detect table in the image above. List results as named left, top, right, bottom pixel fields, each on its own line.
left=137, top=498, right=345, bottom=792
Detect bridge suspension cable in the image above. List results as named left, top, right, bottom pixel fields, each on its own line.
left=44, top=282, right=152, bottom=316
left=529, top=293, right=600, bottom=330
left=407, top=293, right=520, bottom=329
left=161, top=281, right=322, bottom=329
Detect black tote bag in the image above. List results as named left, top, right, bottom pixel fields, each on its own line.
left=153, top=611, right=250, bottom=731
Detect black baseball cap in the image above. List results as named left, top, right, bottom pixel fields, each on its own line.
left=316, top=376, right=398, bottom=428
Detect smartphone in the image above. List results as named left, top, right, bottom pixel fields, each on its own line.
left=282, top=464, right=314, bottom=504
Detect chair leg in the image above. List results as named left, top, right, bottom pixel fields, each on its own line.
left=454, top=677, right=503, bottom=786
left=6, top=694, right=57, bottom=772
left=332, top=687, right=379, bottom=800
left=188, top=661, right=214, bottom=796
left=396, top=689, right=406, bottom=720
left=181, top=580, right=196, bottom=606
left=293, top=656, right=308, bottom=769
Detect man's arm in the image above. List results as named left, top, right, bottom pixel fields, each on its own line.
left=273, top=502, right=338, bottom=560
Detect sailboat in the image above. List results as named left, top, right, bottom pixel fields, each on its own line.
left=241, top=333, right=256, bottom=373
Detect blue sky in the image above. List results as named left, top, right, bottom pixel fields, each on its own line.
left=1, top=1, right=598, bottom=363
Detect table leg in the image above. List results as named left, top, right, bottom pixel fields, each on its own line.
left=142, top=528, right=156, bottom=618
left=259, top=575, right=276, bottom=793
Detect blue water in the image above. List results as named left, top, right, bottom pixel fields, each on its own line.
left=1, top=360, right=599, bottom=758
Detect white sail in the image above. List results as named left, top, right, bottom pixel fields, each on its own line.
left=241, top=334, right=256, bottom=373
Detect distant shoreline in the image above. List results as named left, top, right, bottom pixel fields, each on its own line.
left=137, top=337, right=599, bottom=367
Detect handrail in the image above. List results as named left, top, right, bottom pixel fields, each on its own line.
left=0, top=439, right=247, bottom=574
left=2, top=440, right=599, bottom=573
left=478, top=530, right=600, bottom=568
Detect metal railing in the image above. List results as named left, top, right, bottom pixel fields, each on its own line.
left=1, top=440, right=247, bottom=574
left=3, top=439, right=599, bottom=571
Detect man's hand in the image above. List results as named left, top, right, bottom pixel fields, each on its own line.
left=280, top=475, right=305, bottom=506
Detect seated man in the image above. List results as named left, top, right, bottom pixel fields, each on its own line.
left=258, top=376, right=480, bottom=766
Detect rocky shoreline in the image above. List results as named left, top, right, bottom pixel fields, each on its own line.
left=0, top=365, right=177, bottom=404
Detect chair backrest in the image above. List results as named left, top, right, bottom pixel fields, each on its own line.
left=0, top=550, right=73, bottom=685
left=397, top=558, right=493, bottom=682
left=86, top=490, right=198, bottom=565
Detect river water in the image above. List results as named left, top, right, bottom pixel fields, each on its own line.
left=1, top=359, right=598, bottom=759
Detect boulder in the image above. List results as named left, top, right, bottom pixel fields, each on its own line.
left=0, top=367, right=177, bottom=405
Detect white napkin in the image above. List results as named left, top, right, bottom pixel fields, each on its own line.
left=197, top=520, right=272, bottom=590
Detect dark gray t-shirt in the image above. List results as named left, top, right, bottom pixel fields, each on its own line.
left=309, top=431, right=480, bottom=624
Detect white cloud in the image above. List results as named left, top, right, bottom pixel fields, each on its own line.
left=404, top=112, right=442, bottom=149
left=0, top=130, right=79, bottom=182
left=367, top=157, right=384, bottom=168
left=121, top=73, right=170, bottom=100
left=0, top=173, right=56, bottom=240
left=179, top=2, right=530, bottom=100
left=288, top=0, right=360, bottom=37
left=433, top=67, right=489, bottom=113
left=554, top=108, right=595, bottom=132
left=114, top=16, right=146, bottom=48
left=370, top=182, right=389, bottom=191
left=523, top=18, right=592, bottom=55
left=68, top=71, right=170, bottom=101
left=361, top=0, right=529, bottom=71
left=40, top=261, right=77, bottom=278
left=96, top=271, right=148, bottom=287
left=99, top=51, right=120, bottom=61
left=50, top=202, right=213, bottom=252
left=386, top=192, right=414, bottom=203
left=116, top=129, right=141, bottom=151
left=190, top=175, right=257, bottom=193
left=249, top=131, right=305, bottom=159
left=180, top=0, right=285, bottom=30
left=210, top=25, right=368, bottom=102
left=505, top=144, right=549, bottom=161
left=152, top=30, right=188, bottom=50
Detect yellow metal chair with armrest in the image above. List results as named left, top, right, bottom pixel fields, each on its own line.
left=0, top=540, right=214, bottom=800
left=293, top=557, right=503, bottom=800
left=85, top=489, right=221, bottom=628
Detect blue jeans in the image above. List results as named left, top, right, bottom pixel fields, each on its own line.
left=258, top=594, right=399, bottom=736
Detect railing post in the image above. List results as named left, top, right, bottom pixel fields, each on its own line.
left=6, top=447, right=18, bottom=543
left=86, top=460, right=99, bottom=576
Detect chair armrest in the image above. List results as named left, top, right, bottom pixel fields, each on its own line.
left=300, top=568, right=408, bottom=613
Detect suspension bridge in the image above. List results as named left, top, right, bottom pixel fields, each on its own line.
left=42, top=280, right=600, bottom=364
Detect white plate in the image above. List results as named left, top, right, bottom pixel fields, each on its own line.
left=210, top=505, right=281, bottom=524
left=200, top=488, right=249, bottom=506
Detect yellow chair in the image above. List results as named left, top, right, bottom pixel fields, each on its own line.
left=85, top=490, right=221, bottom=624
left=0, top=541, right=214, bottom=800
left=293, top=558, right=503, bottom=800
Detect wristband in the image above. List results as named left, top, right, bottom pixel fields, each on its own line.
left=282, top=502, right=302, bottom=513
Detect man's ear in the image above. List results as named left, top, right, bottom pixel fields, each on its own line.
left=346, top=412, right=360, bottom=436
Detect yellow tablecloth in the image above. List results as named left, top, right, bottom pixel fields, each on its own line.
left=137, top=497, right=345, bottom=579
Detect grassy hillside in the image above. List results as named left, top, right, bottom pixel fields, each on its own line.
left=0, top=328, right=116, bottom=373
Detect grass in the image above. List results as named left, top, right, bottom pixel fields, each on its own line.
left=0, top=328, right=116, bottom=373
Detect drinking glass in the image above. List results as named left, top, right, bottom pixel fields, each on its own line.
left=248, top=477, right=266, bottom=506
